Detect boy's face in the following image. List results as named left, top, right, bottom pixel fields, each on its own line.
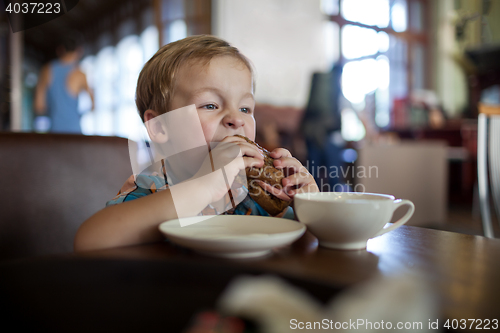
left=170, top=56, right=256, bottom=143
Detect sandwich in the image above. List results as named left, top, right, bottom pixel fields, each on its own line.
left=234, top=135, right=290, bottom=216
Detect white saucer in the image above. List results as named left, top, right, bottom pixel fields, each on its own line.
left=158, top=215, right=306, bottom=258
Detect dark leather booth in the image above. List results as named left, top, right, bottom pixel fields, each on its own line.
left=0, top=133, right=132, bottom=261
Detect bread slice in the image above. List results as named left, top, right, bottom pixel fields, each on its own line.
left=234, top=135, right=290, bottom=216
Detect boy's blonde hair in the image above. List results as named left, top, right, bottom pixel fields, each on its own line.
left=136, top=35, right=254, bottom=121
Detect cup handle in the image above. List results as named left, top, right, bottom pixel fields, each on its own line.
left=374, top=199, right=415, bottom=237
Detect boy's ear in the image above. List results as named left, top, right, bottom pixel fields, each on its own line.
left=144, top=109, right=168, bottom=143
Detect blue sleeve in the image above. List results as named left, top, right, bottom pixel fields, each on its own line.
left=106, top=174, right=168, bottom=207
left=280, top=206, right=296, bottom=220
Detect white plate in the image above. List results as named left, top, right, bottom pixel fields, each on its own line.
left=158, top=215, right=306, bottom=258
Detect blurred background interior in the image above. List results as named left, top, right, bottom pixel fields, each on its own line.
left=1, top=0, right=499, bottom=235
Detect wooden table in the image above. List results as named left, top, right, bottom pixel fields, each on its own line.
left=1, top=225, right=499, bottom=332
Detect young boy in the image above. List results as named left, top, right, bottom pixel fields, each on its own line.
left=74, top=35, right=319, bottom=252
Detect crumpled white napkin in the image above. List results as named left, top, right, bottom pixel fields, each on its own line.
left=217, top=274, right=437, bottom=333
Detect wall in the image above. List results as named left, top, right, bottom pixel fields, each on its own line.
left=432, top=0, right=500, bottom=117
left=456, top=0, right=500, bottom=47
left=212, top=0, right=332, bottom=108
left=432, top=0, right=468, bottom=117
left=485, top=0, right=500, bottom=44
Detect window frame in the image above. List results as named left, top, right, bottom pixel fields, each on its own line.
left=326, top=0, right=431, bottom=127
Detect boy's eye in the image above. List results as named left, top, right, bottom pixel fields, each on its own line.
left=240, top=107, right=251, bottom=114
left=202, top=104, right=218, bottom=110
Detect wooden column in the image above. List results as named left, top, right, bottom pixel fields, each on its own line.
left=9, top=29, right=23, bottom=131
left=153, top=0, right=163, bottom=46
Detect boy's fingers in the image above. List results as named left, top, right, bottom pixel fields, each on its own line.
left=269, top=148, right=292, bottom=159
left=286, top=183, right=320, bottom=196
left=243, top=156, right=264, bottom=169
left=241, top=144, right=265, bottom=158
left=273, top=156, right=304, bottom=173
left=256, top=180, right=292, bottom=201
left=281, top=169, right=315, bottom=192
left=211, top=148, right=263, bottom=174
left=282, top=171, right=310, bottom=186
left=215, top=141, right=264, bottom=161
left=220, top=137, right=265, bottom=160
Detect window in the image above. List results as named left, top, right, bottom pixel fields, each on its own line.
left=322, top=0, right=428, bottom=129
left=78, top=0, right=211, bottom=137
left=91, top=46, right=118, bottom=136
left=80, top=26, right=159, bottom=137
left=166, top=19, right=187, bottom=44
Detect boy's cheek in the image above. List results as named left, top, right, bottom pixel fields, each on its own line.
left=199, top=123, right=215, bottom=143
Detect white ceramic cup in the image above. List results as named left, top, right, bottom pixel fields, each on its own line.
left=294, top=192, right=415, bottom=250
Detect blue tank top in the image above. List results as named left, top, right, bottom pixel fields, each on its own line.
left=46, top=60, right=81, bottom=133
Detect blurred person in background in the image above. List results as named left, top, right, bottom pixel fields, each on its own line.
left=34, top=32, right=94, bottom=133
left=301, top=64, right=345, bottom=191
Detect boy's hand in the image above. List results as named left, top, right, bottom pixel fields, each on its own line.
left=256, top=180, right=292, bottom=201
left=220, top=135, right=266, bottom=170
left=267, top=148, right=319, bottom=198
left=195, top=136, right=265, bottom=204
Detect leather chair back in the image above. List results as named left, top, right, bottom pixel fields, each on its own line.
left=0, top=133, right=132, bottom=260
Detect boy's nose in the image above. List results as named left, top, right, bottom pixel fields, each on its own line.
left=223, top=109, right=245, bottom=129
